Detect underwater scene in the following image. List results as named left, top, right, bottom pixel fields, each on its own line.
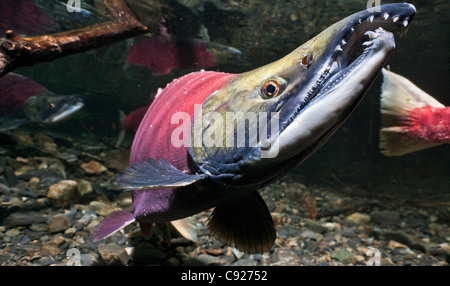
left=0, top=0, right=448, bottom=267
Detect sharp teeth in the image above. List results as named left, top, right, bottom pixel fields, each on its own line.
left=335, top=45, right=343, bottom=52
left=365, top=30, right=378, bottom=39
left=358, top=19, right=362, bottom=24
left=367, top=15, right=374, bottom=23
left=392, top=16, right=399, bottom=23
left=375, top=27, right=385, bottom=33
left=383, top=13, right=389, bottom=20
left=350, top=27, right=355, bottom=33
left=362, top=41, right=372, bottom=47
left=341, top=39, right=347, bottom=46
left=403, top=19, right=409, bottom=27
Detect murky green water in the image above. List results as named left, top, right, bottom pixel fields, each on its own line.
left=2, top=0, right=449, bottom=204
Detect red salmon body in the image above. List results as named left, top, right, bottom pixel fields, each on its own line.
left=404, top=106, right=450, bottom=143
left=127, top=35, right=218, bottom=75
left=130, top=71, right=237, bottom=222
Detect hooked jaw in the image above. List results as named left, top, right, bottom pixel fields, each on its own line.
left=263, top=4, right=416, bottom=161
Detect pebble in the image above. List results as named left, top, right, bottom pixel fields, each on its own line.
left=271, top=247, right=301, bottom=266
left=371, top=210, right=401, bottom=226
left=330, top=248, right=357, bottom=265
left=98, top=244, right=129, bottom=266
left=131, top=242, right=168, bottom=264
left=48, top=214, right=71, bottom=233
left=344, top=212, right=371, bottom=225
left=89, top=201, right=121, bottom=216
left=80, top=160, right=108, bottom=176
left=77, top=179, right=96, bottom=202
left=47, top=180, right=80, bottom=207
left=1, top=128, right=448, bottom=266
left=4, top=211, right=47, bottom=227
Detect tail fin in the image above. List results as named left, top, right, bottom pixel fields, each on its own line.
left=379, top=68, right=444, bottom=156
left=171, top=216, right=198, bottom=242
left=93, top=211, right=135, bottom=241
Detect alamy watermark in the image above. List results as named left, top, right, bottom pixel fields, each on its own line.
left=170, top=105, right=280, bottom=159
left=66, top=248, right=81, bottom=266
left=66, top=0, right=81, bottom=13
left=366, top=0, right=381, bottom=12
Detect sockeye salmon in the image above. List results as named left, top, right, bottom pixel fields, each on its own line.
left=95, top=4, right=416, bottom=253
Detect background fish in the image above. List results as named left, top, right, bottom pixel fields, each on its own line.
left=0, top=73, right=84, bottom=131
left=126, top=32, right=243, bottom=75
left=379, top=68, right=450, bottom=156
left=0, top=0, right=58, bottom=36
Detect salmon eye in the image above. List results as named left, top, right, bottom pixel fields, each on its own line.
left=262, top=81, right=279, bottom=98
left=49, top=102, right=55, bottom=109
left=301, top=52, right=314, bottom=68
left=260, top=77, right=287, bottom=99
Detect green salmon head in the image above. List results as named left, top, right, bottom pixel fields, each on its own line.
left=190, top=3, right=415, bottom=188
left=24, top=93, right=84, bottom=123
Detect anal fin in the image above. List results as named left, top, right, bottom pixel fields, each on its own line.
left=207, top=191, right=276, bottom=254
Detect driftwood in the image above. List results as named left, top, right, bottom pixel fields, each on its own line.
left=0, top=0, right=149, bottom=78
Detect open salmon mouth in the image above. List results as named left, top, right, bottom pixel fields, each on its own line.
left=279, top=3, right=416, bottom=133
left=304, top=4, right=416, bottom=111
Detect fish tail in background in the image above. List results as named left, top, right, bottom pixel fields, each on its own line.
left=93, top=211, right=135, bottom=241
left=379, top=68, right=447, bottom=156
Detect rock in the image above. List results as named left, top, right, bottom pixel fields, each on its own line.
left=64, top=227, right=77, bottom=238
left=371, top=210, right=401, bottom=226
left=344, top=212, right=371, bottom=225
left=98, top=244, right=129, bottom=266
left=35, top=133, right=59, bottom=155
left=25, top=177, right=41, bottom=191
left=194, top=254, right=224, bottom=266
left=80, top=253, right=100, bottom=266
left=3, top=211, right=47, bottom=227
left=301, top=229, right=321, bottom=241
left=30, top=223, right=48, bottom=232
left=131, top=242, right=168, bottom=264
left=231, top=248, right=245, bottom=259
left=165, top=257, right=180, bottom=266
left=304, top=219, right=329, bottom=234
left=48, top=214, right=71, bottom=233
left=331, top=248, right=358, bottom=265
left=388, top=240, right=408, bottom=249
left=81, top=160, right=107, bottom=175
left=47, top=180, right=80, bottom=207
left=77, top=179, right=96, bottom=202
left=5, top=228, right=21, bottom=237
left=383, top=231, right=414, bottom=247
left=11, top=131, right=34, bottom=146
left=232, top=259, right=258, bottom=266
left=101, top=150, right=130, bottom=173
left=89, top=201, right=121, bottom=216
left=271, top=247, right=301, bottom=266
left=206, top=248, right=224, bottom=256
left=429, top=223, right=450, bottom=238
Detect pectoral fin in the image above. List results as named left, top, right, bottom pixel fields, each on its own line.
left=117, top=158, right=208, bottom=191
left=207, top=191, right=276, bottom=253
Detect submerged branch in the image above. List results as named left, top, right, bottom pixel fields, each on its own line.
left=0, top=0, right=149, bottom=78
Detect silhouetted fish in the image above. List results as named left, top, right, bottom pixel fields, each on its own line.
left=127, top=32, right=242, bottom=75
left=0, top=73, right=84, bottom=130
left=0, top=0, right=58, bottom=36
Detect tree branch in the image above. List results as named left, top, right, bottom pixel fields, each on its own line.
left=0, top=0, right=149, bottom=78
